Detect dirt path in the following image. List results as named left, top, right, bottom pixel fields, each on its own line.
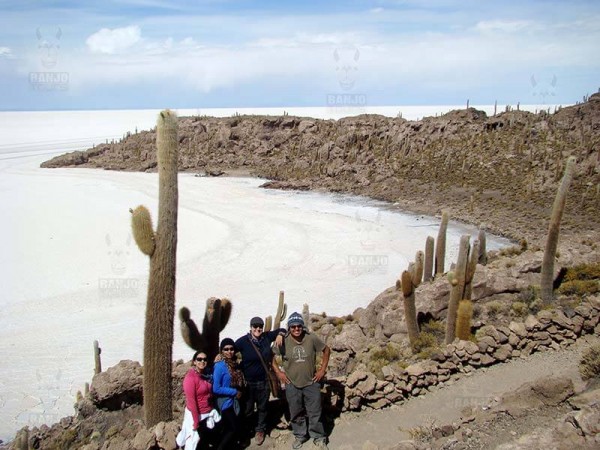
left=254, top=335, right=596, bottom=449
left=318, top=335, right=597, bottom=449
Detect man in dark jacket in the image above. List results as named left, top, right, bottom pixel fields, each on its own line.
left=235, top=317, right=285, bottom=445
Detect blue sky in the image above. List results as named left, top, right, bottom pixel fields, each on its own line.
left=0, top=0, right=598, bottom=110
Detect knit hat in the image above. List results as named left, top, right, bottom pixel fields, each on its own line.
left=219, top=337, right=236, bottom=351
left=287, top=312, right=305, bottom=328
left=250, top=316, right=264, bottom=327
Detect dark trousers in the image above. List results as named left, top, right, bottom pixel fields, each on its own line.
left=244, top=379, right=270, bottom=433
left=217, top=407, right=241, bottom=450
left=285, top=382, right=326, bottom=441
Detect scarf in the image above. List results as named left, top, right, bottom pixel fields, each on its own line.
left=222, top=353, right=245, bottom=388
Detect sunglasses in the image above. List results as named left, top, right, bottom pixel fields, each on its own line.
left=251, top=325, right=263, bottom=329
left=195, top=357, right=207, bottom=362
left=290, top=325, right=303, bottom=330
left=222, top=347, right=235, bottom=351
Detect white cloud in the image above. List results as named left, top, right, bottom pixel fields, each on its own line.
left=0, top=47, right=13, bottom=58
left=86, top=26, right=142, bottom=54
left=474, top=20, right=533, bottom=34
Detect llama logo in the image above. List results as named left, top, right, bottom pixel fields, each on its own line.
left=99, top=233, right=139, bottom=300
left=36, top=27, right=62, bottom=69
left=105, top=233, right=132, bottom=276
left=347, top=209, right=389, bottom=276
left=30, top=26, right=69, bottom=91
left=333, top=45, right=360, bottom=91
left=530, top=74, right=557, bottom=104
left=327, top=45, right=367, bottom=114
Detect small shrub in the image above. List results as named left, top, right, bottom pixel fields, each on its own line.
left=485, top=300, right=505, bottom=318
left=563, top=262, right=600, bottom=282
left=368, top=344, right=401, bottom=378
left=420, top=320, right=445, bottom=341
left=580, top=343, right=600, bottom=380
left=412, top=332, right=439, bottom=359
left=557, top=280, right=599, bottom=296
left=511, top=301, right=528, bottom=317
left=520, top=285, right=540, bottom=305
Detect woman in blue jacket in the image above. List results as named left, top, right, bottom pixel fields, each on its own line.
left=213, top=338, right=244, bottom=449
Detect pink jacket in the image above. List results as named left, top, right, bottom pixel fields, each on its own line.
left=182, top=368, right=213, bottom=429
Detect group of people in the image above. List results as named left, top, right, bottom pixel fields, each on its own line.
left=176, top=311, right=331, bottom=450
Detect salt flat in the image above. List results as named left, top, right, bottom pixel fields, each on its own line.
left=0, top=110, right=511, bottom=441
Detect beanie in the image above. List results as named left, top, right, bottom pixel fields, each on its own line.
left=287, top=311, right=305, bottom=328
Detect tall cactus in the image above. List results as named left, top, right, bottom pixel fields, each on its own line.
left=179, top=297, right=232, bottom=363
left=265, top=290, right=288, bottom=332
left=541, top=156, right=576, bottom=304
left=130, top=110, right=178, bottom=427
left=401, top=270, right=419, bottom=349
left=463, top=239, right=480, bottom=301
left=435, top=211, right=449, bottom=276
left=477, top=227, right=487, bottom=265
left=445, top=235, right=470, bottom=344
left=424, top=236, right=434, bottom=282
left=412, top=251, right=424, bottom=287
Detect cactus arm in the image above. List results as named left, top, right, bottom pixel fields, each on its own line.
left=264, top=316, right=273, bottom=332
left=179, top=307, right=205, bottom=351
left=130, top=206, right=156, bottom=256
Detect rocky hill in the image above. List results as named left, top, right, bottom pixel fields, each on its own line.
left=42, top=95, right=600, bottom=246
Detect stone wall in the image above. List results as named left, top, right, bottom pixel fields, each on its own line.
left=331, top=297, right=600, bottom=412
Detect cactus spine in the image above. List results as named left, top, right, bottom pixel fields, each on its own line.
left=424, top=236, right=434, bottom=282
left=445, top=235, right=470, bottom=344
left=179, top=297, right=232, bottom=363
left=541, top=156, right=576, bottom=304
left=435, top=211, right=449, bottom=276
left=401, top=270, right=419, bottom=349
left=455, top=300, right=473, bottom=340
left=131, top=110, right=179, bottom=427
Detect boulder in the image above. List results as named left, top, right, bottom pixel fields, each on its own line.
left=90, top=360, right=143, bottom=410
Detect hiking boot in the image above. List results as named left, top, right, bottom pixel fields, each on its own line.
left=313, top=439, right=329, bottom=449
left=291, top=436, right=308, bottom=449
left=255, top=431, right=265, bottom=446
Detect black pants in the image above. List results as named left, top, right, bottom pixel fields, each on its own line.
left=244, top=379, right=270, bottom=433
left=217, top=407, right=241, bottom=450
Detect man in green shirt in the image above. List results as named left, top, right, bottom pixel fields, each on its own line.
left=272, top=312, right=331, bottom=449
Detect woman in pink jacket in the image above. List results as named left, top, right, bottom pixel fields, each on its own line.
left=177, top=351, right=221, bottom=450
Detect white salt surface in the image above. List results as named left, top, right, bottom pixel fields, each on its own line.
left=0, top=110, right=512, bottom=442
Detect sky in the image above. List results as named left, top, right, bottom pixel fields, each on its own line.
left=0, top=0, right=598, bottom=111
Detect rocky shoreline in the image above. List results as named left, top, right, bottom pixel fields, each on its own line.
left=41, top=95, right=600, bottom=247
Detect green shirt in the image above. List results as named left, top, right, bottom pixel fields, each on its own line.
left=274, top=332, right=326, bottom=388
